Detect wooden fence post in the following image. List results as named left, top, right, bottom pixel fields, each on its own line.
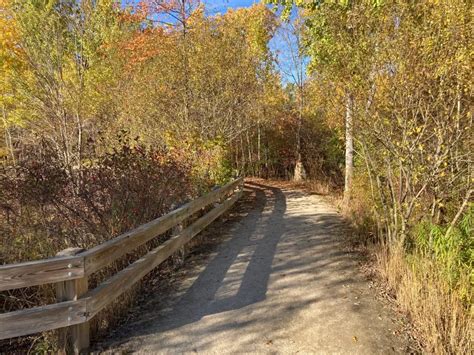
left=56, top=248, right=89, bottom=355
left=172, top=223, right=185, bottom=265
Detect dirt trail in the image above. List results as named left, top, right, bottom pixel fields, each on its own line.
left=97, top=181, right=410, bottom=354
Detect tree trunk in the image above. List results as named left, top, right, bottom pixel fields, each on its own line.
left=246, top=131, right=252, bottom=176
left=343, top=92, right=354, bottom=207
left=2, top=106, right=16, bottom=165
left=257, top=120, right=261, bottom=176
left=293, top=120, right=305, bottom=181
left=293, top=87, right=306, bottom=182
left=240, top=135, right=245, bottom=175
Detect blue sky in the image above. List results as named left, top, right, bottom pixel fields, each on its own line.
left=203, top=0, right=260, bottom=14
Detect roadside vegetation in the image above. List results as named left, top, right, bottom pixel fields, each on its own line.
left=267, top=1, right=472, bottom=353
left=0, top=0, right=471, bottom=353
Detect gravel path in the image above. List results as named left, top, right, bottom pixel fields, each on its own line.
left=97, top=180, right=410, bottom=354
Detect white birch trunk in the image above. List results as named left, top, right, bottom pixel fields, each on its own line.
left=343, top=93, right=354, bottom=206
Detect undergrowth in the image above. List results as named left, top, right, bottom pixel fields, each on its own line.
left=346, top=191, right=473, bottom=354
left=0, top=136, right=227, bottom=352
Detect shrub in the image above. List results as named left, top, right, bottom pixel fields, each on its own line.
left=0, top=137, right=198, bottom=351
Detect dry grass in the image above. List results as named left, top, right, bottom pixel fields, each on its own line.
left=337, top=175, right=472, bottom=354
left=376, top=247, right=473, bottom=354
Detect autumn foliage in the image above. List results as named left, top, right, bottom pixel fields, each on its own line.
left=0, top=0, right=471, bottom=352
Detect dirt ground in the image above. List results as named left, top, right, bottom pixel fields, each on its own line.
left=94, top=180, right=413, bottom=354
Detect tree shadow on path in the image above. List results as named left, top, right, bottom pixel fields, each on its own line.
left=97, top=181, right=406, bottom=354
left=115, top=182, right=287, bottom=337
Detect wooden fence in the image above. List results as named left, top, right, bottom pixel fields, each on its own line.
left=0, top=177, right=244, bottom=353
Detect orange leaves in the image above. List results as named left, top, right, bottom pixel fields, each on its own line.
left=117, top=0, right=202, bottom=71
left=121, top=27, right=169, bottom=68
left=119, top=0, right=148, bottom=24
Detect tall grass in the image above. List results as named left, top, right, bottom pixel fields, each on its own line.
left=377, top=247, right=472, bottom=354
left=347, top=188, right=473, bottom=353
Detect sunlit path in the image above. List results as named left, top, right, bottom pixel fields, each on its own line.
left=97, top=181, right=409, bottom=354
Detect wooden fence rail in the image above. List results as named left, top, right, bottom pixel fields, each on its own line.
left=0, top=177, right=244, bottom=353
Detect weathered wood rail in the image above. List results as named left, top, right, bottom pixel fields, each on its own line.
left=0, top=177, right=244, bottom=353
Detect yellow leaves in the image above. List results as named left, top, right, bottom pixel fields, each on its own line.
left=221, top=4, right=276, bottom=59
left=0, top=0, right=26, bottom=79
left=0, top=1, right=28, bottom=118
